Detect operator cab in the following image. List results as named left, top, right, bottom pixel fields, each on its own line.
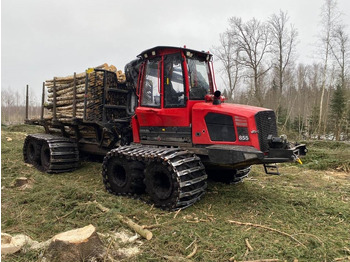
left=131, top=46, right=215, bottom=145
left=137, top=46, right=214, bottom=106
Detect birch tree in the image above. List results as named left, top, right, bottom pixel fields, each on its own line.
left=269, top=10, right=298, bottom=117
left=228, top=17, right=272, bottom=106
left=316, top=0, right=340, bottom=136
left=330, top=23, right=349, bottom=89
left=212, top=31, right=242, bottom=101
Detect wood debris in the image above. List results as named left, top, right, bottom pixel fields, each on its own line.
left=228, top=220, right=306, bottom=248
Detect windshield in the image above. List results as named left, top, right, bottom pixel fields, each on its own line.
left=187, top=58, right=211, bottom=100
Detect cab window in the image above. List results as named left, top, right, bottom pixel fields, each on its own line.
left=163, top=54, right=186, bottom=108
left=187, top=58, right=210, bottom=100
left=141, top=60, right=161, bottom=107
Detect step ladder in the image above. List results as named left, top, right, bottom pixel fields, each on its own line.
left=263, top=163, right=280, bottom=175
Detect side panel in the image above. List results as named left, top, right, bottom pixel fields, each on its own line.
left=136, top=107, right=190, bottom=127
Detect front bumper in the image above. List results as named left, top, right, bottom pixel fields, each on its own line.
left=206, top=143, right=307, bottom=168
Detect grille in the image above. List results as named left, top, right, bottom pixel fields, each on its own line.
left=205, top=113, right=236, bottom=142
left=255, top=111, right=278, bottom=152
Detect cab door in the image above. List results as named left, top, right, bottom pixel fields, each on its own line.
left=135, top=53, right=192, bottom=144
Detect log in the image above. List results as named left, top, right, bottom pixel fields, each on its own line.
left=44, top=224, right=105, bottom=262
left=48, top=94, right=85, bottom=101
left=92, top=201, right=153, bottom=240
left=45, top=64, right=107, bottom=84
left=45, top=79, right=86, bottom=90
left=47, top=85, right=86, bottom=95
left=45, top=72, right=86, bottom=83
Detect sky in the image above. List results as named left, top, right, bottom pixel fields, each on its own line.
left=1, top=0, right=350, bottom=103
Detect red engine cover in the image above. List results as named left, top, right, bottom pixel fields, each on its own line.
left=191, top=102, right=272, bottom=150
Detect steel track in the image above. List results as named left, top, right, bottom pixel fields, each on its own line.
left=23, top=134, right=79, bottom=173
left=102, top=144, right=208, bottom=210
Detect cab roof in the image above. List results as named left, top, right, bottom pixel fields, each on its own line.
left=137, top=46, right=212, bottom=60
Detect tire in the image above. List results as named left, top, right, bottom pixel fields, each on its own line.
left=24, top=137, right=40, bottom=165
left=23, top=134, right=79, bottom=173
left=232, top=166, right=251, bottom=183
left=144, top=162, right=180, bottom=209
left=40, top=142, right=51, bottom=172
left=207, top=166, right=251, bottom=184
left=104, top=156, right=144, bottom=195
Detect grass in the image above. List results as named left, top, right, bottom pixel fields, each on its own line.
left=300, top=140, right=350, bottom=172
left=1, top=125, right=350, bottom=261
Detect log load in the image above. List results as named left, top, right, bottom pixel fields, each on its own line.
left=44, top=63, right=127, bottom=122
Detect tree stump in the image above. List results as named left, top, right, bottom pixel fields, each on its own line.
left=44, top=224, right=105, bottom=262
left=12, top=177, right=29, bottom=187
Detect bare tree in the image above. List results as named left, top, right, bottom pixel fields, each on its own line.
left=212, top=31, right=242, bottom=101
left=269, top=10, right=298, bottom=117
left=228, top=17, right=272, bottom=106
left=316, top=0, right=340, bottom=136
left=1, top=87, right=15, bottom=123
left=330, top=23, right=349, bottom=88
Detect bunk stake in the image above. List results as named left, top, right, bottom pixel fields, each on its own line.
left=53, top=77, right=57, bottom=121
left=73, top=72, right=77, bottom=118
left=41, top=82, right=45, bottom=120
left=84, top=72, right=88, bottom=121
left=25, top=84, right=29, bottom=121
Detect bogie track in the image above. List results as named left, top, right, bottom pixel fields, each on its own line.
left=23, top=134, right=79, bottom=173
left=102, top=144, right=208, bottom=210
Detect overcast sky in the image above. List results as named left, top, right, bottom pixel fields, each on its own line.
left=2, top=0, right=350, bottom=102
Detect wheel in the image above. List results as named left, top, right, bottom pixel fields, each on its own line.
left=144, top=162, right=180, bottom=209
left=40, top=142, right=51, bottom=172
left=207, top=166, right=251, bottom=184
left=24, top=138, right=40, bottom=165
left=103, top=156, right=144, bottom=195
left=232, top=166, right=251, bottom=183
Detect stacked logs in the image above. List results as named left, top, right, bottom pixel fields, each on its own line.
left=45, top=64, right=126, bottom=121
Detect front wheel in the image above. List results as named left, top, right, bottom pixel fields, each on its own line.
left=207, top=166, right=251, bottom=184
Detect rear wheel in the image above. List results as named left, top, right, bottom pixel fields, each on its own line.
left=40, top=142, right=51, bottom=172
left=23, top=134, right=79, bottom=173
left=24, top=137, right=40, bottom=165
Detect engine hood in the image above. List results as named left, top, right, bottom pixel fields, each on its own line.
left=192, top=102, right=273, bottom=118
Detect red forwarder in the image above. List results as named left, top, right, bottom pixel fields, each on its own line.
left=24, top=46, right=307, bottom=210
